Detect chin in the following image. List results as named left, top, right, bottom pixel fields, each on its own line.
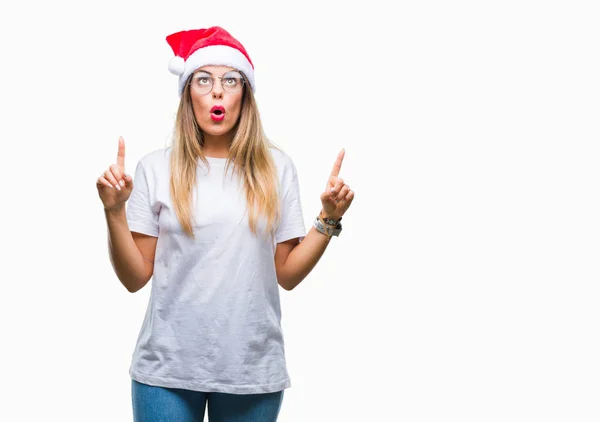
left=202, top=125, right=234, bottom=136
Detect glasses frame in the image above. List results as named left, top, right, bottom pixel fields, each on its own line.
left=187, top=70, right=246, bottom=96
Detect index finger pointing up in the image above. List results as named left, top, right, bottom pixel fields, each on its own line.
left=117, top=136, right=126, bottom=171
left=330, top=148, right=345, bottom=178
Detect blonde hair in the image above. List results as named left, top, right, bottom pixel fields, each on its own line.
left=168, top=72, right=283, bottom=241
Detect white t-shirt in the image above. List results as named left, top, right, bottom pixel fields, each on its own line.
left=125, top=146, right=306, bottom=394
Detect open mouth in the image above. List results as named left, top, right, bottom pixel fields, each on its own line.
left=210, top=108, right=225, bottom=121
left=210, top=105, right=226, bottom=121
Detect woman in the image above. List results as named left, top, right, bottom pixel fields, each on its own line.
left=97, top=26, right=354, bottom=421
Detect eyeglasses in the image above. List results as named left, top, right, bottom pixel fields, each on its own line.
left=188, top=70, right=245, bottom=95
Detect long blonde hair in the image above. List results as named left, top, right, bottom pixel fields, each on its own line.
left=169, top=72, right=283, bottom=241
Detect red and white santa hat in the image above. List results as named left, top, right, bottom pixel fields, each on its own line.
left=166, top=26, right=256, bottom=97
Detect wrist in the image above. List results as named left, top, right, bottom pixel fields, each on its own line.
left=313, top=212, right=343, bottom=240
left=320, top=209, right=342, bottom=226
left=104, top=205, right=126, bottom=217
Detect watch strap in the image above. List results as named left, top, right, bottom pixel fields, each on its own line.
left=314, top=216, right=342, bottom=237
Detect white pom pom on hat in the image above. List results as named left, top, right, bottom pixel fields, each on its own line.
left=168, top=56, right=185, bottom=76
left=165, top=26, right=256, bottom=96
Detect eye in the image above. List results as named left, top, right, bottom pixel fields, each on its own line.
left=224, top=71, right=242, bottom=80
left=193, top=73, right=212, bottom=85
left=224, top=78, right=236, bottom=85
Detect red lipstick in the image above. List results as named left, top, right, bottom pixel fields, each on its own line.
left=210, top=105, right=226, bottom=122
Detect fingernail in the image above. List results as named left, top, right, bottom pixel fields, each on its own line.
left=115, top=184, right=121, bottom=191
left=119, top=180, right=125, bottom=187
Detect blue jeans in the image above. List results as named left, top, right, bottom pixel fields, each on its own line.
left=131, top=379, right=284, bottom=421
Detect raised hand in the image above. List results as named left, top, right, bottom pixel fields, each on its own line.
left=319, top=149, right=354, bottom=220
left=97, top=136, right=134, bottom=212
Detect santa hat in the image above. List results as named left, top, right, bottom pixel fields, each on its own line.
left=166, top=26, right=255, bottom=97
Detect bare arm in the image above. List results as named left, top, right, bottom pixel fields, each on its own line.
left=277, top=148, right=354, bottom=291
left=105, top=207, right=155, bottom=293
left=275, top=220, right=332, bottom=291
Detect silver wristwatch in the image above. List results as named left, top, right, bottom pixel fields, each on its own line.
left=313, top=215, right=343, bottom=237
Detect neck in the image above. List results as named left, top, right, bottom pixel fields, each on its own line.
left=202, top=133, right=232, bottom=158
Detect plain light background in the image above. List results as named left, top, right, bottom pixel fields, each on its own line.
left=2, top=0, right=599, bottom=421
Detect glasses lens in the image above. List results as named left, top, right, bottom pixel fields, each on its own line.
left=222, top=71, right=244, bottom=94
left=190, top=71, right=245, bottom=95
left=191, top=73, right=213, bottom=95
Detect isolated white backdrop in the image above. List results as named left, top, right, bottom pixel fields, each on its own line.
left=2, top=0, right=599, bottom=421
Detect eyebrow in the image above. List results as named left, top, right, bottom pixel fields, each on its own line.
left=194, top=70, right=239, bottom=75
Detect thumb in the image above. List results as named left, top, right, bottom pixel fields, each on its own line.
left=320, top=191, right=334, bottom=204
left=123, top=172, right=133, bottom=188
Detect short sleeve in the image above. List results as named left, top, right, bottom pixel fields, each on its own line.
left=275, top=160, right=306, bottom=244
left=126, top=161, right=159, bottom=237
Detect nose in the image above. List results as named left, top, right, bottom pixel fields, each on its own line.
left=212, top=78, right=224, bottom=99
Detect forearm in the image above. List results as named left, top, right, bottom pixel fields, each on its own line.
left=104, top=207, right=151, bottom=292
left=280, top=220, right=335, bottom=291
